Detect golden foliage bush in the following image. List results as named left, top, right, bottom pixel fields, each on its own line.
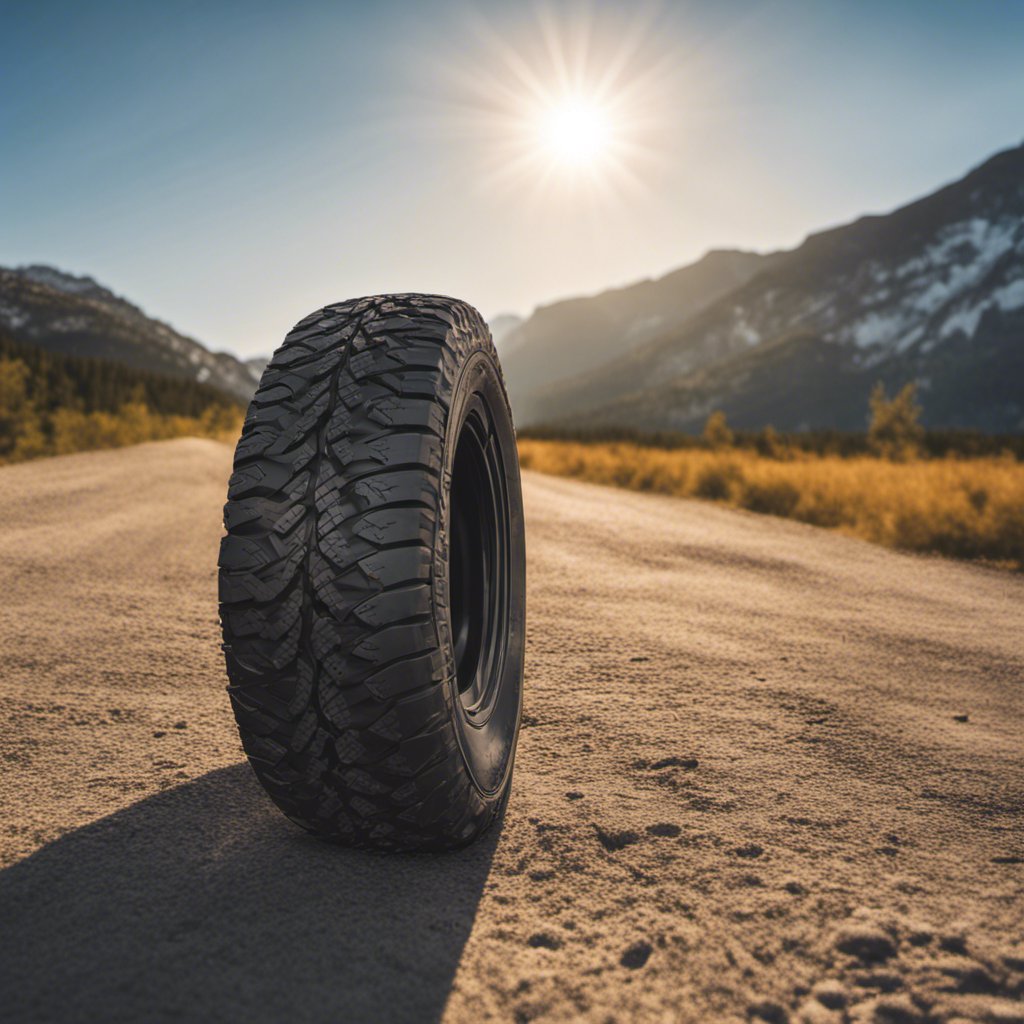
left=47, top=403, right=241, bottom=457
left=517, top=438, right=1024, bottom=567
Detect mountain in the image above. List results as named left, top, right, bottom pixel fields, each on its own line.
left=244, top=355, right=269, bottom=380
left=488, top=314, right=524, bottom=354
left=501, top=249, right=772, bottom=422
left=532, top=142, right=1024, bottom=433
left=0, top=265, right=261, bottom=402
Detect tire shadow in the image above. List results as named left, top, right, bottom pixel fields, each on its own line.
left=0, top=764, right=499, bottom=1024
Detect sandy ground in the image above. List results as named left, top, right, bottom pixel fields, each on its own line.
left=0, top=438, right=1022, bottom=1024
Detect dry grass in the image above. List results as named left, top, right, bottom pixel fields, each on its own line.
left=47, top=403, right=243, bottom=456
left=518, top=438, right=1024, bottom=567
left=0, top=402, right=243, bottom=465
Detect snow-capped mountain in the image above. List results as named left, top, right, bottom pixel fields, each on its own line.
left=523, top=142, right=1024, bottom=432
left=0, top=265, right=261, bottom=402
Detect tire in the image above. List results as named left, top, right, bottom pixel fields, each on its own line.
left=218, top=294, right=526, bottom=851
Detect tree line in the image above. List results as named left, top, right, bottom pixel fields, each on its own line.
left=521, top=384, right=1024, bottom=460
left=0, top=332, right=243, bottom=463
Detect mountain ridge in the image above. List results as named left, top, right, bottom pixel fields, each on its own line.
left=0, top=265, right=261, bottom=402
left=521, top=141, right=1024, bottom=432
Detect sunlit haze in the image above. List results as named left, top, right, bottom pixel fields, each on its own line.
left=2, top=0, right=1023, bottom=358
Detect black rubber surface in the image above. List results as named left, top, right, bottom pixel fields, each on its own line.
left=218, top=295, right=526, bottom=850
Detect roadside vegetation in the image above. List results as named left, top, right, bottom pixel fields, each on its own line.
left=0, top=334, right=243, bottom=465
left=519, top=385, right=1024, bottom=568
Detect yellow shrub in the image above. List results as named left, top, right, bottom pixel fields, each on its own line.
left=3, top=402, right=244, bottom=465
left=518, top=439, right=1024, bottom=568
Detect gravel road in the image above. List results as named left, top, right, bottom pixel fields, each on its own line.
left=1, top=439, right=1021, bottom=1024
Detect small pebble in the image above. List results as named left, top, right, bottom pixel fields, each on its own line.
left=834, top=924, right=896, bottom=963
left=812, top=979, right=848, bottom=1009
left=620, top=940, right=653, bottom=969
left=649, top=756, right=698, bottom=770
left=646, top=823, right=681, bottom=838
left=733, top=843, right=764, bottom=859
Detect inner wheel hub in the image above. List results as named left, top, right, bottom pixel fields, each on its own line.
left=448, top=407, right=508, bottom=720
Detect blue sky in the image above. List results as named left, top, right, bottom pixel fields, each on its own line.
left=2, top=0, right=1022, bottom=358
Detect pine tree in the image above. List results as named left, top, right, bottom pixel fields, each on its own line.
left=0, top=358, right=46, bottom=460
left=868, top=382, right=923, bottom=459
left=703, top=410, right=734, bottom=449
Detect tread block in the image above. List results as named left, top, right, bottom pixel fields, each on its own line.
left=352, top=622, right=437, bottom=664
left=363, top=650, right=443, bottom=701
left=356, top=546, right=432, bottom=588
left=352, top=584, right=432, bottom=627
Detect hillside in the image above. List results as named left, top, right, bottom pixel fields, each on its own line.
left=524, top=142, right=1024, bottom=432
left=501, top=249, right=770, bottom=422
left=0, top=265, right=261, bottom=402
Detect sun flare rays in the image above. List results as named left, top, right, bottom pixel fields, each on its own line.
left=436, top=4, right=675, bottom=201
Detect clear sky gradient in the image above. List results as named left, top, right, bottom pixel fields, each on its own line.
left=3, top=0, right=1023, bottom=358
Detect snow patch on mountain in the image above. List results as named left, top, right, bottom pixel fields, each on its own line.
left=244, top=356, right=268, bottom=384
left=836, top=216, right=1023, bottom=355
left=939, top=270, right=1024, bottom=341
left=626, top=314, right=664, bottom=339
left=850, top=311, right=910, bottom=349
left=50, top=316, right=90, bottom=333
left=0, top=303, right=29, bottom=330
left=993, top=275, right=1024, bottom=310
left=18, top=265, right=106, bottom=298
left=731, top=308, right=761, bottom=346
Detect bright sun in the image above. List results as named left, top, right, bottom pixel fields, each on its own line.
left=443, top=6, right=670, bottom=196
left=538, top=98, right=612, bottom=166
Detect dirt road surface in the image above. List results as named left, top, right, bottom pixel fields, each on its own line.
left=1, top=439, right=1022, bottom=1024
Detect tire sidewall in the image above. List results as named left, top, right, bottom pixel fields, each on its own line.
left=436, top=347, right=526, bottom=800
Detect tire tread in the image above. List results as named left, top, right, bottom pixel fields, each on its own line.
left=220, top=294, right=508, bottom=849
